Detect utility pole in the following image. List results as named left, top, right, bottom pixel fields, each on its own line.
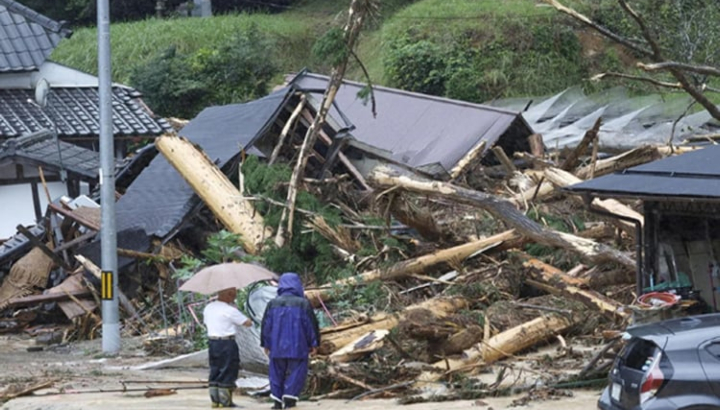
left=97, top=0, right=120, bottom=354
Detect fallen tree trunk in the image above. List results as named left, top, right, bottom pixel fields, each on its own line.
left=305, top=230, right=516, bottom=305
left=520, top=256, right=629, bottom=320
left=478, top=314, right=578, bottom=363
left=525, top=278, right=627, bottom=320
left=543, top=167, right=643, bottom=236
left=156, top=135, right=271, bottom=254
left=576, top=145, right=663, bottom=179
left=416, top=313, right=581, bottom=385
left=368, top=166, right=635, bottom=271
left=320, top=297, right=468, bottom=354
left=513, top=252, right=588, bottom=287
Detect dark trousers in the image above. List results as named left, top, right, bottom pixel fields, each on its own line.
left=208, top=339, right=240, bottom=388
left=269, top=357, right=308, bottom=401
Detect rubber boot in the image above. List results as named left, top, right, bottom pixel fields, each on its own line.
left=218, top=388, right=239, bottom=408
left=270, top=401, right=283, bottom=410
left=209, top=386, right=220, bottom=408
left=283, top=397, right=297, bottom=408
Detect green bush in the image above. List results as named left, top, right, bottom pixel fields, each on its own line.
left=384, top=37, right=449, bottom=96
left=130, top=26, right=279, bottom=118
left=383, top=15, right=592, bottom=103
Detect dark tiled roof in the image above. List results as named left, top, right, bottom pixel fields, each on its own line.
left=289, top=72, right=534, bottom=175
left=566, top=145, right=720, bottom=200
left=0, top=0, right=72, bottom=72
left=0, top=86, right=171, bottom=138
left=115, top=88, right=292, bottom=239
left=0, top=129, right=114, bottom=178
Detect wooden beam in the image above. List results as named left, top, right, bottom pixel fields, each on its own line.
left=48, top=203, right=101, bottom=231
left=5, top=289, right=91, bottom=308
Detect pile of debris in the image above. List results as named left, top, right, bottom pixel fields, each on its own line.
left=0, top=71, right=709, bottom=403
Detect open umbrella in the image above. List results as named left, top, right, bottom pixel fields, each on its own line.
left=178, top=262, right=278, bottom=295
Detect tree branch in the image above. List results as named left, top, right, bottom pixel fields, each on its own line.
left=542, top=0, right=653, bottom=57
left=638, top=61, right=720, bottom=77
left=592, top=72, right=720, bottom=92
left=617, top=0, right=662, bottom=58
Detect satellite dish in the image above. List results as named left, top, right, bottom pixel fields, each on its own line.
left=34, top=78, right=50, bottom=108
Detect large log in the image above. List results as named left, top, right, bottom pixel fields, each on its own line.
left=513, top=252, right=588, bottom=287
left=320, top=297, right=468, bottom=354
left=305, top=230, right=517, bottom=304
left=477, top=314, right=578, bottom=363
left=156, top=135, right=271, bottom=254
left=543, top=167, right=643, bottom=236
left=368, top=166, right=636, bottom=271
left=525, top=278, right=627, bottom=320
left=416, top=313, right=581, bottom=385
left=520, top=256, right=629, bottom=320
left=576, top=145, right=662, bottom=179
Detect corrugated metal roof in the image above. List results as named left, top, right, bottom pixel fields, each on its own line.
left=0, top=129, right=112, bottom=178
left=566, top=145, right=720, bottom=200
left=114, top=88, right=291, bottom=239
left=0, top=0, right=71, bottom=72
left=0, top=86, right=171, bottom=138
left=289, top=72, right=533, bottom=174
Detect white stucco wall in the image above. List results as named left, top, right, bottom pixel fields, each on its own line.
left=0, top=182, right=67, bottom=240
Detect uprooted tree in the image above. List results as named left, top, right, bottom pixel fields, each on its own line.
left=545, top=0, right=720, bottom=122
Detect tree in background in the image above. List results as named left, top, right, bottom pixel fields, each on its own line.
left=546, top=0, right=720, bottom=122
left=129, top=26, right=279, bottom=119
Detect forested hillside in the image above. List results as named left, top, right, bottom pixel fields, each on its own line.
left=46, top=0, right=718, bottom=119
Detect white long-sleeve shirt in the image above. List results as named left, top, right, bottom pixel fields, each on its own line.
left=203, top=300, right=249, bottom=338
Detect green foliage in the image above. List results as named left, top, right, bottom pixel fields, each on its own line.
left=382, top=11, right=593, bottom=103
left=201, top=230, right=245, bottom=263
left=128, top=46, right=208, bottom=119
left=332, top=280, right=390, bottom=313
left=312, top=27, right=348, bottom=67
left=241, top=156, right=355, bottom=285
left=172, top=230, right=253, bottom=282
left=172, top=254, right=204, bottom=281
left=384, top=37, right=448, bottom=95
left=591, top=0, right=720, bottom=66
left=52, top=13, right=319, bottom=86
left=129, top=26, right=279, bottom=118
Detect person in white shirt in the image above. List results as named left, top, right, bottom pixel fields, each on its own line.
left=203, top=287, right=252, bottom=408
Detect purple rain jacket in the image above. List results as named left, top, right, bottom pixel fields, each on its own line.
left=260, top=273, right=320, bottom=359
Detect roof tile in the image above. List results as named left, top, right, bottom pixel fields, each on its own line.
left=0, top=0, right=71, bottom=72
left=0, top=87, right=171, bottom=138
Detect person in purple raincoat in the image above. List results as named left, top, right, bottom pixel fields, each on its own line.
left=261, top=273, right=320, bottom=409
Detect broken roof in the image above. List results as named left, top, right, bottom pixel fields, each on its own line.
left=115, top=88, right=291, bottom=239
left=288, top=71, right=533, bottom=175
left=0, top=0, right=71, bottom=72
left=566, top=145, right=720, bottom=201
left=0, top=129, right=110, bottom=178
left=0, top=86, right=171, bottom=138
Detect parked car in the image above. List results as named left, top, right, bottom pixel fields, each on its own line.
left=599, top=313, right=720, bottom=410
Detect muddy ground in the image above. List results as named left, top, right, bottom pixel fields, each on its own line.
left=0, top=334, right=602, bottom=410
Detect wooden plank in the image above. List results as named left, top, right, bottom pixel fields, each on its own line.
left=6, top=289, right=90, bottom=308
left=48, top=203, right=101, bottom=231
